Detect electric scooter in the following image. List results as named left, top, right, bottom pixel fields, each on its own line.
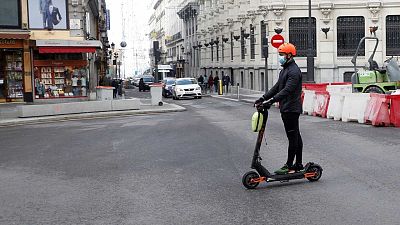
left=242, top=101, right=323, bottom=189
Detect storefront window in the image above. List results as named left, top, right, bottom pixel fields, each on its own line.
left=0, top=0, right=21, bottom=28
left=33, top=53, right=88, bottom=98
left=0, top=49, right=24, bottom=100
left=34, top=65, right=88, bottom=98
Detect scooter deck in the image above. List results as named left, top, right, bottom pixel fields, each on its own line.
left=250, top=171, right=317, bottom=184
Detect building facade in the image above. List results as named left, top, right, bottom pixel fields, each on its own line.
left=196, top=0, right=400, bottom=91
left=178, top=1, right=200, bottom=78
left=0, top=0, right=109, bottom=103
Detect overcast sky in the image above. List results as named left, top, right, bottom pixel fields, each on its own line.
left=105, top=0, right=152, bottom=77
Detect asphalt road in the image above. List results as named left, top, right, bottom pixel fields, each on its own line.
left=1, top=89, right=400, bottom=225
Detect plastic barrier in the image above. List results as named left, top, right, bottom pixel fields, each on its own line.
left=364, top=94, right=391, bottom=126
left=342, top=93, right=371, bottom=123
left=313, top=91, right=330, bottom=118
left=389, top=94, right=400, bottom=127
left=326, top=84, right=353, bottom=94
left=149, top=83, right=163, bottom=106
left=327, top=93, right=345, bottom=120
left=330, top=82, right=352, bottom=86
left=303, top=90, right=316, bottom=115
left=303, top=83, right=329, bottom=92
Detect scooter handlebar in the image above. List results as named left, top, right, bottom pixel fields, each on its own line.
left=255, top=99, right=273, bottom=111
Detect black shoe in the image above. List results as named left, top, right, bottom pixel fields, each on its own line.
left=293, top=163, right=304, bottom=172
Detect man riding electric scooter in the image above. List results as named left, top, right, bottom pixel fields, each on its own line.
left=255, top=43, right=303, bottom=175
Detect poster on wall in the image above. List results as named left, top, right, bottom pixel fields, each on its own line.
left=28, top=0, right=67, bottom=29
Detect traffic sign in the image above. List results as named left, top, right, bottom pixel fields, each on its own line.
left=271, top=34, right=284, bottom=48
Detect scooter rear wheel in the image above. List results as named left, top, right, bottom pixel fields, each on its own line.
left=306, top=165, right=322, bottom=182
left=242, top=171, right=260, bottom=189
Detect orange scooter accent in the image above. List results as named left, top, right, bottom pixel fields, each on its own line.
left=304, top=172, right=317, bottom=178
left=250, top=177, right=266, bottom=183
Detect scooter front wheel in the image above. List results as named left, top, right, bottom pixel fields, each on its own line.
left=306, top=165, right=323, bottom=182
left=242, top=171, right=260, bottom=189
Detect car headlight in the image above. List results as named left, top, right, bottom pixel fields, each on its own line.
left=195, top=87, right=201, bottom=90
left=179, top=89, right=184, bottom=92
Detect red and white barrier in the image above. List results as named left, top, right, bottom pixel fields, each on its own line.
left=313, top=91, right=330, bottom=118
left=364, top=94, right=391, bottom=126
left=389, top=94, right=400, bottom=127
left=326, top=93, right=346, bottom=121
left=341, top=93, right=371, bottom=123
left=326, top=84, right=352, bottom=94
left=302, top=90, right=316, bottom=115
left=300, top=84, right=400, bottom=128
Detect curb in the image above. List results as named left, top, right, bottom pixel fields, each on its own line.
left=210, top=95, right=256, bottom=104
left=0, top=104, right=186, bottom=127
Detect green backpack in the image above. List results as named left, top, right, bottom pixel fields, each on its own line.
left=251, top=112, right=264, bottom=132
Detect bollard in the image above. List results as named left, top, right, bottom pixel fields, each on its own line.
left=237, top=83, right=240, bottom=100
left=218, top=80, right=223, bottom=95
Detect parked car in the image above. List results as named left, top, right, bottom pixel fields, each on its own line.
left=162, top=78, right=176, bottom=97
left=172, top=78, right=202, bottom=100
left=139, top=76, right=154, bottom=92
left=132, top=74, right=143, bottom=87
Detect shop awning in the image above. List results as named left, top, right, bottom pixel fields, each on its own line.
left=0, top=32, right=30, bottom=39
left=39, top=47, right=97, bottom=53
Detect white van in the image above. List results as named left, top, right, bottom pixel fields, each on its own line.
left=157, top=65, right=174, bottom=80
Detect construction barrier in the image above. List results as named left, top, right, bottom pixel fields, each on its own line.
left=389, top=94, right=400, bottom=127
left=326, top=84, right=353, bottom=94
left=313, top=91, right=330, bottom=118
left=303, top=90, right=316, bottom=115
left=364, top=94, right=391, bottom=127
left=303, top=83, right=329, bottom=92
left=327, top=93, right=346, bottom=120
left=342, top=93, right=371, bottom=123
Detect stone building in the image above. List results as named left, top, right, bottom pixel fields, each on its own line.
left=196, top=0, right=400, bottom=91
left=0, top=0, right=110, bottom=103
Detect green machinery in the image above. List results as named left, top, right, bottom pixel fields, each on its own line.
left=351, top=36, right=400, bottom=93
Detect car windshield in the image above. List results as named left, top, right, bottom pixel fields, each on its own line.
left=176, top=79, right=197, bottom=85
left=143, top=77, right=154, bottom=82
left=166, top=80, right=175, bottom=85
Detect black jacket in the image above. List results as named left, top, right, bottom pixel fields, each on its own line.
left=262, top=59, right=302, bottom=113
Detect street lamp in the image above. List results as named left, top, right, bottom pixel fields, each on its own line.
left=307, top=0, right=315, bottom=82
left=111, top=42, right=115, bottom=51
left=114, top=52, right=119, bottom=79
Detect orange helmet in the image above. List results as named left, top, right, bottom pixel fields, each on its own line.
left=278, top=43, right=297, bottom=56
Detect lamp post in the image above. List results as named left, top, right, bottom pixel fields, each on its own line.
left=262, top=21, right=269, bottom=93
left=114, top=52, right=119, bottom=79
left=120, top=41, right=127, bottom=79
left=307, top=0, right=315, bottom=82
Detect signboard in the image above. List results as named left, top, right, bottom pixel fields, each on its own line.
left=271, top=34, right=284, bottom=48
left=106, top=10, right=110, bottom=30
left=36, top=40, right=102, bottom=48
left=0, top=39, right=23, bottom=48
left=28, top=0, right=67, bottom=29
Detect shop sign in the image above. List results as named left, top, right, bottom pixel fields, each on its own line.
left=36, top=40, right=102, bottom=48
left=0, top=39, right=23, bottom=48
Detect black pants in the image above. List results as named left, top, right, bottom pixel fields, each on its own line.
left=281, top=112, right=303, bottom=166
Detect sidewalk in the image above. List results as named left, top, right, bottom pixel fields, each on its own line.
left=208, top=86, right=263, bottom=103
left=0, top=99, right=186, bottom=127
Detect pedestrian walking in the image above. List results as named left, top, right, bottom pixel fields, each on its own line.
left=111, top=79, right=118, bottom=98
left=204, top=75, right=208, bottom=92
left=208, top=75, right=214, bottom=93
left=117, top=79, right=123, bottom=97
left=224, top=75, right=231, bottom=94
left=213, top=75, right=219, bottom=93
left=198, top=75, right=205, bottom=94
